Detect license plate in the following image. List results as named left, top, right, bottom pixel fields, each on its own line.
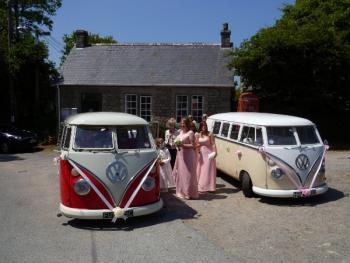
left=102, top=209, right=134, bottom=219
left=293, top=189, right=317, bottom=198
left=102, top=212, right=114, bottom=219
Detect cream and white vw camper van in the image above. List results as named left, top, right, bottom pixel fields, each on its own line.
left=207, top=112, right=328, bottom=198
left=57, top=112, right=162, bottom=221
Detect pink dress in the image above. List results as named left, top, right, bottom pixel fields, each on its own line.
left=172, top=130, right=198, bottom=199
left=197, top=135, right=216, bottom=192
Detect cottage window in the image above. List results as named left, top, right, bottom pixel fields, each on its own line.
left=125, top=94, right=137, bottom=115
left=176, top=95, right=188, bottom=123
left=140, top=96, right=152, bottom=122
left=191, top=95, right=204, bottom=122
left=81, top=93, right=102, bottom=112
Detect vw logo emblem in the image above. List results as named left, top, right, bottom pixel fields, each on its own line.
left=106, top=161, right=128, bottom=183
left=295, top=154, right=310, bottom=170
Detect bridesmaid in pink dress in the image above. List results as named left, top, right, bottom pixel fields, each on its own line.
left=195, top=121, right=217, bottom=192
left=172, top=117, right=198, bottom=199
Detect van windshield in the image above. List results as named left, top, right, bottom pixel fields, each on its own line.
left=74, top=127, right=113, bottom=149
left=296, top=126, right=320, bottom=144
left=266, top=127, right=297, bottom=146
left=116, top=126, right=151, bottom=149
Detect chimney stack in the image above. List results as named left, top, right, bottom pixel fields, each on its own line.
left=221, top=23, right=233, bottom=48
left=75, top=30, right=89, bottom=48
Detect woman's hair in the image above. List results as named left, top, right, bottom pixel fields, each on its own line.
left=181, top=117, right=192, bottom=130
left=166, top=117, right=176, bottom=129
left=155, top=137, right=164, bottom=146
left=199, top=121, right=209, bottom=135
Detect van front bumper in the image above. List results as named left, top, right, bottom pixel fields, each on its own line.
left=60, top=199, right=163, bottom=219
left=253, top=184, right=328, bottom=198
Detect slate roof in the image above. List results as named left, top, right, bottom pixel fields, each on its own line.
left=60, top=44, right=233, bottom=87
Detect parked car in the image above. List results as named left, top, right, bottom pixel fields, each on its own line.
left=0, top=124, right=38, bottom=153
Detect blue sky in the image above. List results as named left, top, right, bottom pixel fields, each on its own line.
left=47, top=0, right=295, bottom=66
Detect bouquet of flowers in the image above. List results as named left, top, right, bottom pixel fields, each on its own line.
left=174, top=137, right=182, bottom=151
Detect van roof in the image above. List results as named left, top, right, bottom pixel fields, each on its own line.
left=65, top=112, right=148, bottom=126
left=208, top=112, right=314, bottom=126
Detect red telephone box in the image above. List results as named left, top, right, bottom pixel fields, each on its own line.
left=237, top=92, right=259, bottom=112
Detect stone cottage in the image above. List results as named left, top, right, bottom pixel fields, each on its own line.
left=57, top=23, right=234, bottom=126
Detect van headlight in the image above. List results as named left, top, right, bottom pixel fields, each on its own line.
left=73, top=179, right=91, bottom=196
left=71, top=168, right=80, bottom=177
left=142, top=176, right=155, bottom=191
left=271, top=168, right=284, bottom=180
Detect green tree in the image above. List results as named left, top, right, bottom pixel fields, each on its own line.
left=229, top=0, right=350, bottom=142
left=0, top=0, right=61, bottom=134
left=60, top=31, right=117, bottom=65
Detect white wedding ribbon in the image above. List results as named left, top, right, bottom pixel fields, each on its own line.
left=114, top=157, right=158, bottom=222
left=68, top=157, right=158, bottom=222
left=309, top=145, right=329, bottom=189
left=258, top=145, right=328, bottom=197
left=68, top=160, right=115, bottom=211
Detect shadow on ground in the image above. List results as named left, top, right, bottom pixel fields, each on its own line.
left=0, top=154, right=25, bottom=162
left=0, top=146, right=44, bottom=162
left=63, top=192, right=198, bottom=231
left=258, top=187, right=348, bottom=206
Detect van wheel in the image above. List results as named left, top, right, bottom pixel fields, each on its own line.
left=241, top=172, right=254, bottom=198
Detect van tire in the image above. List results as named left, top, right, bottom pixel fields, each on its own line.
left=241, top=172, right=254, bottom=198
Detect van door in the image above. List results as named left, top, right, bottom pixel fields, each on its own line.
left=238, top=125, right=266, bottom=187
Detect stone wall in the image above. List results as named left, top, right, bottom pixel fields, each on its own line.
left=60, top=85, right=232, bottom=127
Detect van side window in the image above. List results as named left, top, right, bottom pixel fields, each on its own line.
left=213, top=121, right=221, bottom=135
left=240, top=126, right=254, bottom=144
left=255, top=128, right=263, bottom=146
left=221, top=123, right=230, bottom=137
left=62, top=127, right=71, bottom=149
left=230, top=124, right=240, bottom=140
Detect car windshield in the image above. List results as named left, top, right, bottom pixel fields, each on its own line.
left=266, top=127, right=297, bottom=146
left=116, top=126, right=151, bottom=149
left=74, top=127, right=113, bottom=149
left=296, top=126, right=320, bottom=144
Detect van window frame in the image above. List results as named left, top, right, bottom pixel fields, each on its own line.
left=72, top=126, right=115, bottom=151
left=212, top=121, right=222, bottom=135
left=229, top=123, right=241, bottom=141
left=61, top=125, right=72, bottom=150
left=220, top=122, right=230, bottom=138
left=115, top=125, right=153, bottom=150
left=266, top=126, right=298, bottom=146
left=294, top=125, right=321, bottom=145
left=239, top=125, right=264, bottom=146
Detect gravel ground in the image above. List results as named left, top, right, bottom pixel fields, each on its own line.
left=165, top=150, right=350, bottom=263
left=0, top=148, right=349, bottom=262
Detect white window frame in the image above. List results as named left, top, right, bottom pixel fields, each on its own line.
left=191, top=95, right=204, bottom=122
left=140, top=95, right=152, bottom=122
left=176, top=95, right=188, bottom=123
left=125, top=94, right=137, bottom=115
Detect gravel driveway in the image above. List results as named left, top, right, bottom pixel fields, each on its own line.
left=0, top=148, right=349, bottom=262
left=170, top=150, right=350, bottom=263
